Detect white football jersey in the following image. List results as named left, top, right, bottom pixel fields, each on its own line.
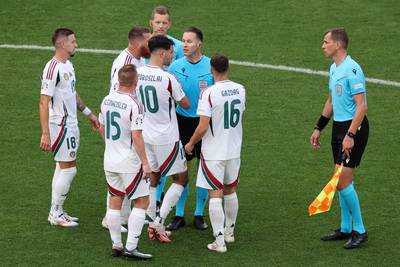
left=136, top=65, right=185, bottom=145
left=40, top=58, right=77, bottom=127
left=110, top=49, right=146, bottom=92
left=99, top=91, right=145, bottom=173
left=197, top=80, right=246, bottom=160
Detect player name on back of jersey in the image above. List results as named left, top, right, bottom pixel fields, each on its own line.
left=104, top=99, right=127, bottom=110
left=221, top=88, right=240, bottom=97
left=138, top=74, right=162, bottom=82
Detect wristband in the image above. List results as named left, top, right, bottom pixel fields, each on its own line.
left=82, top=107, right=92, bottom=116
left=346, top=131, right=355, bottom=138
left=314, top=115, right=330, bottom=131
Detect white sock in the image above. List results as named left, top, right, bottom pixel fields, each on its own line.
left=106, top=209, right=122, bottom=247
left=51, top=163, right=61, bottom=209
left=209, top=197, right=225, bottom=245
left=53, top=167, right=77, bottom=215
left=224, top=192, right=238, bottom=231
left=157, top=183, right=184, bottom=226
left=147, top=186, right=157, bottom=221
left=121, top=196, right=131, bottom=224
left=126, top=208, right=146, bottom=251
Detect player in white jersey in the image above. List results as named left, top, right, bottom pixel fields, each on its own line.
left=99, top=65, right=153, bottom=259
left=109, top=26, right=151, bottom=92
left=136, top=35, right=190, bottom=243
left=185, top=53, right=246, bottom=253
left=39, top=28, right=99, bottom=227
left=103, top=26, right=151, bottom=233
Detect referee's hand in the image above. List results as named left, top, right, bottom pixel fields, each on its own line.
left=342, top=135, right=354, bottom=158
left=310, top=129, right=321, bottom=149
left=185, top=142, right=194, bottom=155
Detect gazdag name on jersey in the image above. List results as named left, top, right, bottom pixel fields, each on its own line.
left=221, top=88, right=240, bottom=96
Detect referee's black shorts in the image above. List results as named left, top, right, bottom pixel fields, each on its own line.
left=331, top=116, right=369, bottom=168
left=177, top=113, right=201, bottom=161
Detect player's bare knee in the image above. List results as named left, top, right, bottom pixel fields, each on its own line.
left=150, top=172, right=161, bottom=187
left=223, top=184, right=236, bottom=195
left=59, top=160, right=76, bottom=169
left=172, top=172, right=188, bottom=186
left=209, top=190, right=223, bottom=199
left=109, top=195, right=123, bottom=210
left=133, top=196, right=149, bottom=209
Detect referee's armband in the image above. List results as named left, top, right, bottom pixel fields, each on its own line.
left=314, top=115, right=330, bottom=131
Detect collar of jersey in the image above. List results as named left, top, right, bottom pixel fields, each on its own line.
left=185, top=55, right=203, bottom=65
left=334, top=55, right=351, bottom=69
left=116, top=90, right=132, bottom=95
left=216, top=80, right=231, bottom=83
left=145, top=64, right=162, bottom=69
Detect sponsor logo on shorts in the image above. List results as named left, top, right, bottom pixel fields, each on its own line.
left=198, top=80, right=208, bottom=91
left=335, top=84, right=342, bottom=96
left=70, top=151, right=76, bottom=158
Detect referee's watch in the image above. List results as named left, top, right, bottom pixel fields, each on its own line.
left=346, top=131, right=356, bottom=138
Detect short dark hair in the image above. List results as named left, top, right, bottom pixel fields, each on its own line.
left=148, top=35, right=174, bottom=53
left=52, top=28, right=74, bottom=46
left=184, top=26, right=203, bottom=42
left=151, top=5, right=171, bottom=20
left=324, top=27, right=349, bottom=49
left=211, top=53, right=229, bottom=73
left=128, top=26, right=150, bottom=42
left=118, top=64, right=137, bottom=87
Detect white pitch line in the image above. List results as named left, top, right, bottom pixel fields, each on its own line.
left=1, top=43, right=399, bottom=88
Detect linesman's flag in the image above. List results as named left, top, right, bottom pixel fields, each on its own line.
left=308, top=164, right=344, bottom=216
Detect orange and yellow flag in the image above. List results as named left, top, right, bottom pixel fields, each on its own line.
left=308, top=164, right=343, bottom=216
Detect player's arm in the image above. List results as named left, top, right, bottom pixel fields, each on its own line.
left=342, top=93, right=367, bottom=157
left=131, top=130, right=151, bottom=177
left=98, top=111, right=105, bottom=141
left=184, top=115, right=210, bottom=155
left=39, top=95, right=52, bottom=151
left=76, top=93, right=100, bottom=129
left=178, top=96, right=190, bottom=109
left=310, top=93, right=333, bottom=149
left=169, top=76, right=190, bottom=110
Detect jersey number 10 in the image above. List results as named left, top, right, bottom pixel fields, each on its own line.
left=139, top=85, right=159, bottom=113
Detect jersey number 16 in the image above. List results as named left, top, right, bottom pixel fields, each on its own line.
left=224, top=99, right=241, bottom=129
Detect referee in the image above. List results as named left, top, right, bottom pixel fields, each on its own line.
left=168, top=26, right=214, bottom=230
left=310, top=28, right=369, bottom=249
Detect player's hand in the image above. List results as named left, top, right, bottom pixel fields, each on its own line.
left=185, top=142, right=194, bottom=155
left=40, top=133, right=51, bottom=152
left=142, top=163, right=152, bottom=178
left=310, top=129, right=321, bottom=149
left=87, top=113, right=100, bottom=130
left=342, top=135, right=354, bottom=158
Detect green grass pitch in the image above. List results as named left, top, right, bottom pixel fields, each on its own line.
left=1, top=0, right=400, bottom=266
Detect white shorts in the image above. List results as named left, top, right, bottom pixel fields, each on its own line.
left=50, top=123, right=79, bottom=162
left=105, top=167, right=150, bottom=200
left=145, top=141, right=187, bottom=176
left=196, top=156, right=240, bottom=190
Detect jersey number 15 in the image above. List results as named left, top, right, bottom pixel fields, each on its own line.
left=105, top=111, right=121, bottom=140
